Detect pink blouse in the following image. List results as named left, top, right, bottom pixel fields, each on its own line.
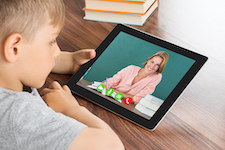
left=107, top=65, right=162, bottom=104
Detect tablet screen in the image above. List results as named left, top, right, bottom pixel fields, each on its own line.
left=67, top=24, right=207, bottom=130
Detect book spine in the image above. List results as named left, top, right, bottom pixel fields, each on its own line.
left=87, top=0, right=145, bottom=4
left=84, top=8, right=146, bottom=15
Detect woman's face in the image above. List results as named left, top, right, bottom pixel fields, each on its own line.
left=144, top=56, right=163, bottom=74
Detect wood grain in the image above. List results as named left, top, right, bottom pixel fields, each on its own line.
left=40, top=0, right=225, bottom=149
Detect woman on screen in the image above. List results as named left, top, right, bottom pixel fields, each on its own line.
left=103, top=51, right=169, bottom=104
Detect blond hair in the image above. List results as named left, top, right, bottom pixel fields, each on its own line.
left=0, top=0, right=65, bottom=43
left=143, top=51, right=169, bottom=73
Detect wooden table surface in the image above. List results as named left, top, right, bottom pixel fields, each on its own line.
left=41, top=0, right=225, bottom=149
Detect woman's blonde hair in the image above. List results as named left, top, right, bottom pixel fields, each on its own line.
left=0, top=0, right=65, bottom=43
left=142, top=51, right=169, bottom=73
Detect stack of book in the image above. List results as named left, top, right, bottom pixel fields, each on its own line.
left=83, top=0, right=159, bottom=26
left=135, top=94, right=164, bottom=117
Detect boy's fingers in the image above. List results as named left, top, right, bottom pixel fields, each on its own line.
left=72, top=49, right=96, bottom=74
left=49, top=81, right=62, bottom=89
left=62, top=85, right=71, bottom=92
left=40, top=88, right=53, bottom=97
left=41, top=83, right=70, bottom=97
left=87, top=49, right=96, bottom=59
left=74, top=49, right=96, bottom=65
left=41, top=81, right=62, bottom=97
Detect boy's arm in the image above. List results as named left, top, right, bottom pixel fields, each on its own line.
left=52, top=49, right=96, bottom=74
left=40, top=81, right=124, bottom=150
left=67, top=105, right=124, bottom=150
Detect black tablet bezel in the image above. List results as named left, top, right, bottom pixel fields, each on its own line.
left=67, top=24, right=208, bottom=130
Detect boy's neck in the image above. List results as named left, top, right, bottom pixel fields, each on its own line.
left=0, top=82, right=23, bottom=92
left=0, top=72, right=24, bottom=92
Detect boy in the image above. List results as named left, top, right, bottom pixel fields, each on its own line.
left=0, top=0, right=124, bottom=149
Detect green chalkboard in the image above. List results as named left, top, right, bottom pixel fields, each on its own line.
left=84, top=32, right=195, bottom=100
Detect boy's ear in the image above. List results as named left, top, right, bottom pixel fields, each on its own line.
left=3, top=33, right=22, bottom=63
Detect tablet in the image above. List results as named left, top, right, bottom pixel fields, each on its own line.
left=67, top=24, right=208, bottom=131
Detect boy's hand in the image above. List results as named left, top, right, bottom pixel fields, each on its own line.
left=71, top=49, right=96, bottom=74
left=52, top=49, right=96, bottom=74
left=40, top=81, right=79, bottom=114
left=41, top=82, right=125, bottom=150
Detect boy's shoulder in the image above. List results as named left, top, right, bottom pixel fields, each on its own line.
left=0, top=87, right=86, bottom=150
left=0, top=87, right=36, bottom=110
left=0, top=87, right=43, bottom=113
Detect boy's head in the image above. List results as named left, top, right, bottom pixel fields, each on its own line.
left=0, top=0, right=65, bottom=44
left=0, top=0, right=65, bottom=91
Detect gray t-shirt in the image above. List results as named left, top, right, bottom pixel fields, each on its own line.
left=0, top=87, right=86, bottom=150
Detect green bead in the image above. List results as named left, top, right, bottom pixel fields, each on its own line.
left=97, top=84, right=105, bottom=92
left=106, top=88, right=114, bottom=96
left=115, top=93, right=123, bottom=100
